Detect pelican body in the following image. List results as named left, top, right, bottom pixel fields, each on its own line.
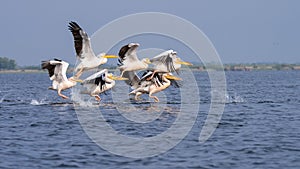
left=81, top=69, right=126, bottom=101
left=41, top=59, right=82, bottom=99
left=68, top=21, right=117, bottom=78
left=118, top=43, right=151, bottom=77
left=148, top=50, right=192, bottom=79
left=125, top=70, right=181, bottom=102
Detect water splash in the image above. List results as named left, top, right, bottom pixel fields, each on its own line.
left=211, top=90, right=245, bottom=104
left=225, top=93, right=245, bottom=103
left=71, top=88, right=98, bottom=107
left=0, top=94, right=7, bottom=103
left=0, top=96, right=4, bottom=103
left=30, top=98, right=47, bottom=105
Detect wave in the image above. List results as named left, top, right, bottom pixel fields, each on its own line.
left=257, top=100, right=274, bottom=104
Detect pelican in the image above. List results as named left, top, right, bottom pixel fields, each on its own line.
left=125, top=70, right=181, bottom=102
left=80, top=69, right=127, bottom=101
left=68, top=21, right=118, bottom=78
left=118, top=43, right=151, bottom=77
left=41, top=59, right=83, bottom=99
left=148, top=50, right=192, bottom=79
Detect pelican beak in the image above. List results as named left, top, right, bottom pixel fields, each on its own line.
left=165, top=74, right=182, bottom=81
left=102, top=55, right=118, bottom=58
left=175, top=60, right=193, bottom=66
left=145, top=58, right=151, bottom=64
left=107, top=74, right=128, bottom=80
left=73, top=79, right=84, bottom=83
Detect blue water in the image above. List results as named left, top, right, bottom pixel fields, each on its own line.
left=0, top=71, right=299, bottom=168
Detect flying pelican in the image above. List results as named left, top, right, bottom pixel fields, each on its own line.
left=80, top=69, right=127, bottom=101
left=148, top=50, right=192, bottom=79
left=125, top=70, right=181, bottom=102
left=118, top=43, right=151, bottom=77
left=41, top=59, right=83, bottom=99
left=68, top=21, right=118, bottom=78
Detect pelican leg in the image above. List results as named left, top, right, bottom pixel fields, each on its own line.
left=135, top=92, right=142, bottom=101
left=120, top=71, right=125, bottom=77
left=58, top=89, right=69, bottom=99
left=149, top=92, right=159, bottom=102
left=150, top=95, right=159, bottom=102
left=94, top=95, right=101, bottom=102
left=75, top=68, right=84, bottom=79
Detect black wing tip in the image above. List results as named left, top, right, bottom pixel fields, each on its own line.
left=41, top=61, right=50, bottom=69
left=41, top=60, right=56, bottom=77
left=68, top=21, right=84, bottom=56
left=69, top=21, right=77, bottom=25
left=117, top=59, right=124, bottom=66
left=69, top=21, right=79, bottom=27
left=41, top=58, right=62, bottom=69
left=54, top=58, right=62, bottom=62
left=68, top=21, right=82, bottom=31
left=171, top=80, right=181, bottom=88
left=118, top=44, right=130, bottom=59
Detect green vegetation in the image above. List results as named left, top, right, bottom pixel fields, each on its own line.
left=0, top=57, right=17, bottom=70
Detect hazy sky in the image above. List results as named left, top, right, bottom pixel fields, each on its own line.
left=0, top=0, right=299, bottom=65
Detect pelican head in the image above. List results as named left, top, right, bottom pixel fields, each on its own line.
left=166, top=50, right=192, bottom=66
left=170, top=50, right=177, bottom=56
left=142, top=58, right=151, bottom=64
left=97, top=53, right=118, bottom=65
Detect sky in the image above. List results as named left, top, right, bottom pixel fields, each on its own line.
left=0, top=0, right=299, bottom=66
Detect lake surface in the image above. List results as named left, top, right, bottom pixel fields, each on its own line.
left=0, top=71, right=299, bottom=169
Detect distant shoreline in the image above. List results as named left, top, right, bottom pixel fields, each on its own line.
left=0, top=67, right=300, bottom=74
left=0, top=69, right=45, bottom=74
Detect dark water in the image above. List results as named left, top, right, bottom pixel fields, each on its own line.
left=0, top=71, right=299, bottom=169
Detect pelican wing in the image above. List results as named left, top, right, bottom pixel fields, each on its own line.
left=152, top=73, right=165, bottom=87
left=83, top=69, right=108, bottom=84
left=170, top=79, right=181, bottom=88
left=150, top=53, right=177, bottom=73
left=41, top=60, right=56, bottom=79
left=122, top=71, right=140, bottom=89
left=54, top=62, right=69, bottom=83
left=83, top=69, right=108, bottom=93
left=68, top=21, right=95, bottom=60
left=141, top=70, right=164, bottom=82
left=118, top=45, right=130, bottom=61
left=41, top=59, right=69, bottom=83
left=139, top=70, right=154, bottom=81
left=139, top=70, right=165, bottom=85
left=118, top=44, right=139, bottom=64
